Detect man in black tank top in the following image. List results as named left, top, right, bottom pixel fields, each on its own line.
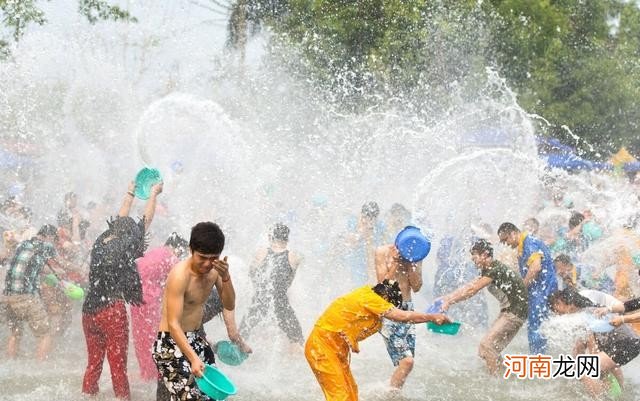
left=239, top=223, right=304, bottom=346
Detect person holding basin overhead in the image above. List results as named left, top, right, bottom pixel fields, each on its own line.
left=305, top=278, right=449, bottom=401
left=436, top=239, right=528, bottom=375
left=374, top=225, right=430, bottom=389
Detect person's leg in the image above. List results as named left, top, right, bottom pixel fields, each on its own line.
left=580, top=352, right=617, bottom=398
left=82, top=312, right=107, bottom=395
left=104, top=302, right=131, bottom=400
left=274, top=295, right=304, bottom=345
left=153, top=331, right=213, bottom=400
left=238, top=295, right=269, bottom=340
left=131, top=305, right=159, bottom=381
left=305, top=328, right=357, bottom=401
left=6, top=305, right=21, bottom=358
left=380, top=318, right=416, bottom=389
left=527, top=294, right=549, bottom=354
left=478, top=313, right=524, bottom=375
left=24, top=297, right=53, bottom=361
left=156, top=378, right=171, bottom=401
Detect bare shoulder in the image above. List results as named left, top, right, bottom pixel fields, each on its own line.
left=375, top=244, right=392, bottom=256
left=252, top=247, right=269, bottom=263
left=166, top=259, right=190, bottom=284
left=288, top=250, right=303, bottom=267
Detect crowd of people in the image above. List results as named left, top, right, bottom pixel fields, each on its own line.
left=1, top=170, right=640, bottom=401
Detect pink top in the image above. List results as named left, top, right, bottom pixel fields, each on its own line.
left=137, top=246, right=177, bottom=305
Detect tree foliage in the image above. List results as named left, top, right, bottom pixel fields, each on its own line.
left=0, top=0, right=135, bottom=58
left=258, top=0, right=640, bottom=153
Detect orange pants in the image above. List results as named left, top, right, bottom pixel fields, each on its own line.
left=305, top=326, right=357, bottom=401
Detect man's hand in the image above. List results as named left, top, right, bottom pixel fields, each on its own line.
left=127, top=181, right=136, bottom=194
left=213, top=256, right=230, bottom=281
left=231, top=336, right=253, bottom=354
left=593, top=307, right=609, bottom=318
left=190, top=357, right=205, bottom=378
left=151, top=182, right=163, bottom=196
left=430, top=313, right=451, bottom=325
left=610, top=316, right=624, bottom=327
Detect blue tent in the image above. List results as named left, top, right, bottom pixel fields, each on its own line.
left=0, top=149, right=32, bottom=169
left=537, top=136, right=613, bottom=171
left=623, top=162, right=640, bottom=173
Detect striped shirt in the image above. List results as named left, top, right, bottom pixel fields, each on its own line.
left=4, top=238, right=56, bottom=295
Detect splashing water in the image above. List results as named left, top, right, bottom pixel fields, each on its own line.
left=1, top=2, right=639, bottom=401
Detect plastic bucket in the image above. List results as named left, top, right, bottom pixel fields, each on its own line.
left=395, top=226, right=431, bottom=262
left=581, top=221, right=603, bottom=241
left=426, top=321, right=461, bottom=335
left=607, top=373, right=622, bottom=399
left=583, top=313, right=614, bottom=333
left=134, top=167, right=162, bottom=200
left=215, top=340, right=248, bottom=366
left=195, top=364, right=237, bottom=400
left=64, top=282, right=85, bottom=300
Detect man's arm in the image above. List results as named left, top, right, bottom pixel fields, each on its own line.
left=165, top=268, right=204, bottom=376
left=375, top=247, right=396, bottom=283
left=523, top=254, right=543, bottom=287
left=288, top=251, right=302, bottom=272
left=221, top=308, right=252, bottom=353
left=406, top=262, right=423, bottom=292
left=213, top=257, right=235, bottom=311
left=383, top=308, right=451, bottom=324
left=441, top=276, right=492, bottom=310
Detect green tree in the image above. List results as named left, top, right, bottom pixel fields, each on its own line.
left=0, top=0, right=135, bottom=58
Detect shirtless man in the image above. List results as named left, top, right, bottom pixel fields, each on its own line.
left=375, top=226, right=427, bottom=389
left=153, top=222, right=236, bottom=400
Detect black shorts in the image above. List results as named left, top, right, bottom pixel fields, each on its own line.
left=152, top=331, right=216, bottom=400
left=597, top=331, right=640, bottom=366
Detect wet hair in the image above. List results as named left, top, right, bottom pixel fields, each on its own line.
left=361, top=201, right=380, bottom=219
left=269, top=223, right=290, bottom=242
left=189, top=222, right=225, bottom=254
left=523, top=217, right=539, bottom=232
left=497, top=222, right=519, bottom=236
left=389, top=203, right=411, bottom=219
left=38, top=224, right=59, bottom=241
left=64, top=192, right=77, bottom=203
left=109, top=216, right=142, bottom=239
left=553, top=254, right=572, bottom=266
left=18, top=206, right=31, bottom=220
left=79, top=219, right=90, bottom=240
left=165, top=232, right=188, bottom=258
left=470, top=239, right=493, bottom=258
left=549, top=288, right=597, bottom=310
left=372, top=279, right=402, bottom=308
left=165, top=232, right=188, bottom=249
left=568, top=212, right=585, bottom=230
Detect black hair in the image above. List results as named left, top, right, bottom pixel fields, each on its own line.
left=569, top=212, right=585, bottom=230
left=372, top=279, right=402, bottom=308
left=523, top=217, right=539, bottom=231
left=470, top=239, right=493, bottom=258
left=361, top=201, right=380, bottom=219
left=549, top=288, right=597, bottom=310
left=189, top=222, right=225, bottom=254
left=165, top=232, right=188, bottom=249
left=38, top=224, right=59, bottom=241
left=497, top=222, right=519, bottom=236
left=166, top=232, right=189, bottom=259
left=389, top=203, right=411, bottom=219
left=269, top=223, right=290, bottom=242
left=553, top=254, right=572, bottom=266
